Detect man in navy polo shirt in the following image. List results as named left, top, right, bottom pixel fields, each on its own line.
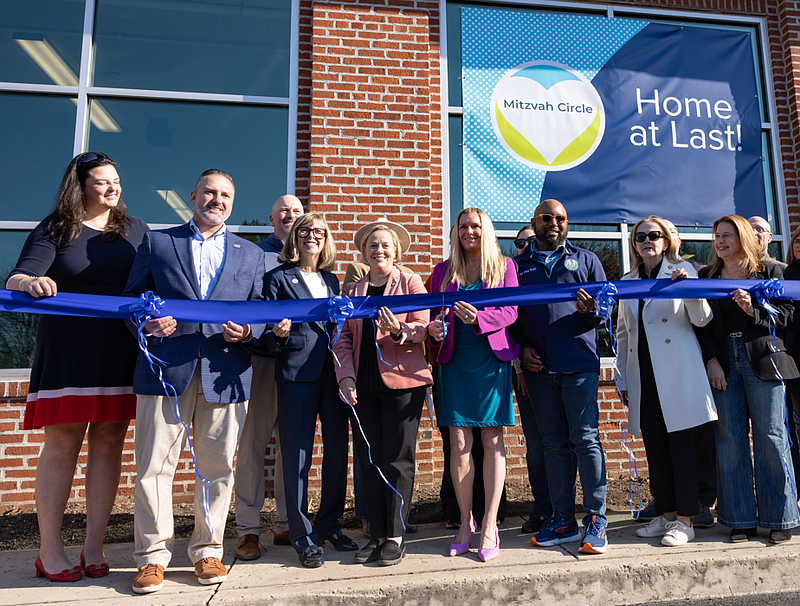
left=514, top=198, right=609, bottom=554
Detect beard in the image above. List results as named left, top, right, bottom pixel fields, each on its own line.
left=534, top=224, right=567, bottom=250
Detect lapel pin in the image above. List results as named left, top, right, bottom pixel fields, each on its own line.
left=292, top=278, right=299, bottom=284
left=234, top=243, right=241, bottom=248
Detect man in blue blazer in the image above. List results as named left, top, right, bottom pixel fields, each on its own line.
left=122, top=169, right=267, bottom=594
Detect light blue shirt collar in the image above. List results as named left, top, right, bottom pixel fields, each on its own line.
left=189, top=219, right=227, bottom=299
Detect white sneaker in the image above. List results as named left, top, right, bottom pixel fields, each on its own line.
left=661, top=520, right=695, bottom=546
left=635, top=515, right=669, bottom=538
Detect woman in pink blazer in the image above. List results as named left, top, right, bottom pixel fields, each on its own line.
left=428, top=207, right=519, bottom=562
left=334, top=220, right=432, bottom=567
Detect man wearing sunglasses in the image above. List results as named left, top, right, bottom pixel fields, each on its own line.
left=123, top=169, right=268, bottom=593
left=513, top=199, right=609, bottom=555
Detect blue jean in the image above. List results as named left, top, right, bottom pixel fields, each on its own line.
left=713, top=337, right=799, bottom=530
left=514, top=372, right=578, bottom=517
left=523, top=370, right=606, bottom=525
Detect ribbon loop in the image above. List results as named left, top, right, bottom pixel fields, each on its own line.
left=751, top=277, right=783, bottom=316
left=327, top=295, right=355, bottom=345
left=594, top=281, right=618, bottom=320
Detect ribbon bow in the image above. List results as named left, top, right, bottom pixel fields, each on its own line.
left=594, top=281, right=618, bottom=321
left=751, top=277, right=783, bottom=316
left=327, top=295, right=355, bottom=346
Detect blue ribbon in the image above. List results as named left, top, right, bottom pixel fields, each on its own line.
left=326, top=297, right=407, bottom=531
left=128, top=292, right=216, bottom=535
left=592, top=282, right=642, bottom=517
left=750, top=279, right=797, bottom=499
left=7, top=279, right=800, bottom=325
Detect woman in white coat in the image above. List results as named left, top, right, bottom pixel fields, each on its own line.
left=616, top=215, right=717, bottom=546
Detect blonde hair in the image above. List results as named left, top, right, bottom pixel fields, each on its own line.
left=279, top=212, right=337, bottom=272
left=627, top=215, right=682, bottom=276
left=705, top=214, right=764, bottom=277
left=443, top=207, right=506, bottom=289
left=787, top=225, right=800, bottom=264
left=359, top=224, right=403, bottom=263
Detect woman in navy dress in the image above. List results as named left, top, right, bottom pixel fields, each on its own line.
left=6, top=152, right=148, bottom=581
left=428, top=207, right=519, bottom=562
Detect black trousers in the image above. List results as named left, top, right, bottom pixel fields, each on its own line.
left=352, top=386, right=426, bottom=538
left=639, top=363, right=700, bottom=517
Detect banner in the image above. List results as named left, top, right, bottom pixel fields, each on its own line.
left=461, top=8, right=766, bottom=226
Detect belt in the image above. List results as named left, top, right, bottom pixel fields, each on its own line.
left=727, top=331, right=744, bottom=338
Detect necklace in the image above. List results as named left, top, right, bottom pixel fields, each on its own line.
left=368, top=274, right=390, bottom=287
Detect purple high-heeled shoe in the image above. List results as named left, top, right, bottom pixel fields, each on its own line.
left=448, top=522, right=475, bottom=556
left=478, top=527, right=500, bottom=562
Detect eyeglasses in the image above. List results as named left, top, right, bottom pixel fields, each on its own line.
left=536, top=214, right=567, bottom=224
left=296, top=226, right=326, bottom=239
left=634, top=231, right=664, bottom=243
left=78, top=152, right=111, bottom=164
left=514, top=236, right=536, bottom=249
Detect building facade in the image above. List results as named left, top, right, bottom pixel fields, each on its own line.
left=1, top=0, right=797, bottom=507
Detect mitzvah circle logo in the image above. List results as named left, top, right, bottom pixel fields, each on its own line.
left=490, top=61, right=605, bottom=171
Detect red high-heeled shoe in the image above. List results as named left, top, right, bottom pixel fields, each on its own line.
left=34, top=554, right=82, bottom=582
left=80, top=549, right=110, bottom=578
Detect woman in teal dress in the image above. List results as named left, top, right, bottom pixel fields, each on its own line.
left=429, top=207, right=519, bottom=562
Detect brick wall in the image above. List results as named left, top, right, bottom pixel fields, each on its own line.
left=0, top=368, right=641, bottom=510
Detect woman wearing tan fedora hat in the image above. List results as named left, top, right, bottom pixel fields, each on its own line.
left=334, top=219, right=431, bottom=566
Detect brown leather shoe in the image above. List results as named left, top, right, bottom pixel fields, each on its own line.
left=274, top=530, right=291, bottom=546
left=132, top=564, right=164, bottom=594
left=235, top=534, right=261, bottom=560
left=194, top=557, right=227, bottom=585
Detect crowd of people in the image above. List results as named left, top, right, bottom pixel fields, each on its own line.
left=7, top=152, right=800, bottom=593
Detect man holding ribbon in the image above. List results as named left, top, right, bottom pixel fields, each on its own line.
left=122, top=169, right=267, bottom=594
left=514, top=199, right=609, bottom=555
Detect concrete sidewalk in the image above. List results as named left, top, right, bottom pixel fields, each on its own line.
left=2, top=512, right=800, bottom=606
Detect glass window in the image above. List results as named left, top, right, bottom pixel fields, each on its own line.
left=87, top=98, right=289, bottom=225
left=0, top=1, right=84, bottom=85
left=0, top=94, right=78, bottom=221
left=677, top=240, right=712, bottom=267
left=93, top=0, right=293, bottom=97
left=571, top=239, right=622, bottom=281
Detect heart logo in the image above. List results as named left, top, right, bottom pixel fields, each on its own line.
left=490, top=61, right=605, bottom=171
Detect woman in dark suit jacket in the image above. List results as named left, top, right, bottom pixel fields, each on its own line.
left=334, top=221, right=432, bottom=567
left=263, top=212, right=356, bottom=568
left=697, top=214, right=799, bottom=543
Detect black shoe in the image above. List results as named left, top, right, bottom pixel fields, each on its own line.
left=770, top=529, right=792, bottom=544
left=637, top=500, right=657, bottom=522
left=354, top=538, right=382, bottom=564
left=377, top=539, right=405, bottom=566
left=406, top=525, right=418, bottom=534
left=320, top=531, right=359, bottom=551
left=693, top=504, right=715, bottom=529
left=730, top=528, right=757, bottom=543
left=445, top=516, right=461, bottom=530
left=521, top=513, right=547, bottom=534
left=299, top=545, right=324, bottom=568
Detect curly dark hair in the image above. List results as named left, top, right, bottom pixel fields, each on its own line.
left=47, top=152, right=130, bottom=248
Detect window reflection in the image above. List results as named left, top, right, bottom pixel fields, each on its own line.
left=93, top=0, right=293, bottom=97
left=87, top=98, right=289, bottom=225
left=0, top=1, right=83, bottom=85
left=0, top=94, right=77, bottom=221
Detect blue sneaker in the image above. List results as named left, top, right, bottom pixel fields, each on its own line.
left=531, top=513, right=580, bottom=547
left=579, top=516, right=608, bottom=554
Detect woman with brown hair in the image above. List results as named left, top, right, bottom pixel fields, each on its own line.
left=697, top=215, right=799, bottom=543
left=6, top=152, right=148, bottom=580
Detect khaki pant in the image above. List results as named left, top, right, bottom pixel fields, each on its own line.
left=133, top=367, right=247, bottom=568
left=234, top=355, right=289, bottom=535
